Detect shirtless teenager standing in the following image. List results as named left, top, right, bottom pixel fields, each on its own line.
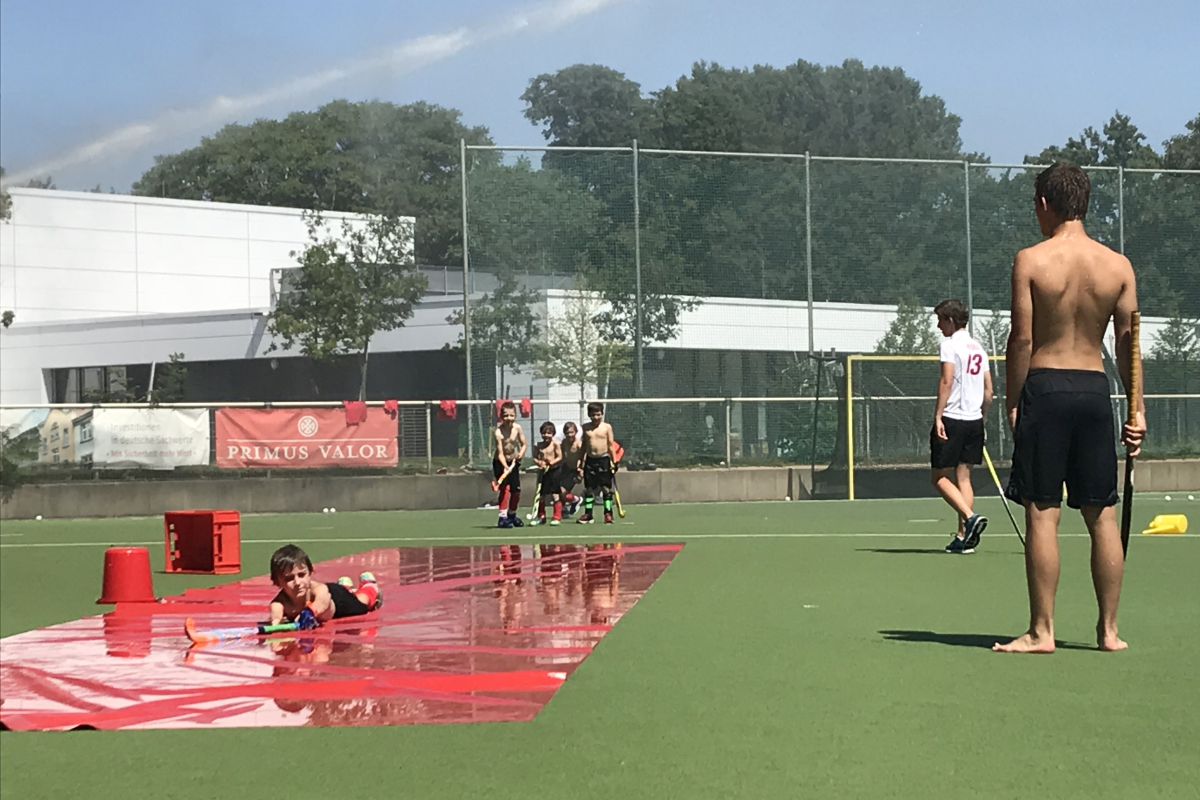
left=994, top=162, right=1145, bottom=655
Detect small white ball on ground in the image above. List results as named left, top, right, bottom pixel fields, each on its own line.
left=719, top=461, right=726, bottom=466
left=785, top=496, right=792, bottom=502
left=1165, top=495, right=1172, bottom=502
left=1189, top=495, right=1195, bottom=501
left=330, top=507, right=337, bottom=513
left=322, top=507, right=329, bottom=513
left=35, top=515, right=43, bottom=521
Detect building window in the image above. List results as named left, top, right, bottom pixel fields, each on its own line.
left=80, top=423, right=93, bottom=443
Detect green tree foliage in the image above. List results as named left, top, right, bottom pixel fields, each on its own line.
left=1, top=311, right=14, bottom=328
left=132, top=100, right=493, bottom=265
left=268, top=212, right=427, bottom=400
left=148, top=353, right=188, bottom=405
left=446, top=273, right=540, bottom=394
left=1149, top=313, right=1200, bottom=394
left=0, top=167, right=11, bottom=219
left=534, top=289, right=631, bottom=399
left=874, top=298, right=939, bottom=355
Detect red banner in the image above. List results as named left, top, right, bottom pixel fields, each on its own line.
left=216, top=409, right=397, bottom=468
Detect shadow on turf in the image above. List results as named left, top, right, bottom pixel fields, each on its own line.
left=857, top=548, right=1019, bottom=556
left=880, top=630, right=1093, bottom=651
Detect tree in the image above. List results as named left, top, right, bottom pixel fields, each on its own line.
left=446, top=273, right=540, bottom=396
left=978, top=311, right=1010, bottom=356
left=133, top=100, right=493, bottom=266
left=268, top=211, right=427, bottom=400
left=522, top=64, right=656, bottom=148
left=1163, top=113, right=1200, bottom=170
left=148, top=353, right=188, bottom=405
left=1149, top=313, right=1200, bottom=394
left=534, top=289, right=631, bottom=399
left=1, top=311, right=14, bottom=329
left=0, top=167, right=10, bottom=219
left=875, top=297, right=939, bottom=355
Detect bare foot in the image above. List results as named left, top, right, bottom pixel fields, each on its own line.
left=992, top=632, right=1056, bottom=653
left=1097, top=626, right=1129, bottom=652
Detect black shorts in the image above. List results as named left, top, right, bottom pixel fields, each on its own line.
left=326, top=582, right=371, bottom=619
left=559, top=469, right=579, bottom=495
left=583, top=456, right=613, bottom=491
left=493, top=458, right=520, bottom=490
left=930, top=417, right=985, bottom=469
left=538, top=465, right=562, bottom=495
left=1005, top=368, right=1117, bottom=509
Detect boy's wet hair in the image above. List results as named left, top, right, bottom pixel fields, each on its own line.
left=540, top=421, right=556, bottom=435
left=498, top=400, right=516, bottom=418
left=1035, top=162, right=1090, bottom=221
left=562, top=421, right=578, bottom=435
left=934, top=299, right=969, bottom=330
left=270, top=544, right=313, bottom=583
left=587, top=402, right=604, bottom=416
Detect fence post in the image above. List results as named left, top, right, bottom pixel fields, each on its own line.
left=425, top=403, right=433, bottom=475
left=633, top=139, right=644, bottom=394
left=964, top=160, right=974, bottom=337
left=725, top=398, right=733, bottom=465
left=460, top=138, right=474, bottom=464
left=805, top=151, right=814, bottom=354
left=1118, top=165, right=1125, bottom=254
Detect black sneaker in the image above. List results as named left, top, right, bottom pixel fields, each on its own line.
left=509, top=515, right=524, bottom=528
left=945, top=536, right=973, bottom=554
left=963, top=514, right=988, bottom=550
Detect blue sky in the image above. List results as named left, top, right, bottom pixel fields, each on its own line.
left=2, top=0, right=1197, bottom=190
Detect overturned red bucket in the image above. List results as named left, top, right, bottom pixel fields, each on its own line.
left=97, top=547, right=157, bottom=604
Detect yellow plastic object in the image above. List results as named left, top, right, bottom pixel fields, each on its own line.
left=1141, top=514, right=1188, bottom=536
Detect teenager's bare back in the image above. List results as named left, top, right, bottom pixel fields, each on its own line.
left=1018, top=228, right=1136, bottom=372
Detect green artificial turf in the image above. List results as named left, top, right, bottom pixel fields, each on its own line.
left=2, top=496, right=1198, bottom=799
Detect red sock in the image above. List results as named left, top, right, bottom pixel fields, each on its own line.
left=356, top=583, right=379, bottom=609
left=508, top=489, right=521, bottom=515
left=498, top=486, right=510, bottom=516
left=553, top=501, right=563, bottom=521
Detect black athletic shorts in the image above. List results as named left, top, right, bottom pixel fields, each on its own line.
left=1005, top=368, right=1118, bottom=509
left=539, top=464, right=562, bottom=495
left=583, top=455, right=613, bottom=491
left=559, top=467, right=579, bottom=495
left=493, top=458, right=520, bottom=490
left=930, top=417, right=985, bottom=469
left=326, top=582, right=371, bottom=619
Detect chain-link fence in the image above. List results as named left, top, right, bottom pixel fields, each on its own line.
left=461, top=145, right=1200, bottom=469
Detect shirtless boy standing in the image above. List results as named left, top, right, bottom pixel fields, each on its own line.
left=576, top=403, right=617, bottom=525
left=994, top=162, right=1145, bottom=654
left=493, top=400, right=527, bottom=529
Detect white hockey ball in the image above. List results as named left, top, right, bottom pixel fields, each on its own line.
left=330, top=507, right=337, bottom=513
left=322, top=507, right=330, bottom=513
left=1164, top=495, right=1172, bottom=502
left=1189, top=495, right=1195, bottom=501
left=785, top=496, right=792, bottom=502
left=35, top=515, right=43, bottom=521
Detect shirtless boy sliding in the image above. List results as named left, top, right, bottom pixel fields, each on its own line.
left=994, top=162, right=1145, bottom=654
left=268, top=544, right=381, bottom=627
left=577, top=402, right=617, bottom=525
left=493, top=400, right=528, bottom=529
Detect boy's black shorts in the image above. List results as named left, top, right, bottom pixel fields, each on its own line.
left=583, top=455, right=613, bottom=491
left=1005, top=368, right=1118, bottom=509
left=539, top=465, right=562, bottom=495
left=326, top=582, right=371, bottom=619
left=493, top=458, right=520, bottom=490
left=559, top=469, right=579, bottom=495
left=930, top=417, right=985, bottom=469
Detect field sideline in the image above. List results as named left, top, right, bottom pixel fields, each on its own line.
left=2, top=496, right=1198, bottom=799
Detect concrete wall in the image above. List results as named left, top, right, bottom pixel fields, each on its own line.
left=4, top=461, right=1196, bottom=520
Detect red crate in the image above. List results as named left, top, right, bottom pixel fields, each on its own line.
left=164, top=510, right=241, bottom=574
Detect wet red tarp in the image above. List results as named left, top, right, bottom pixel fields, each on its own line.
left=0, top=543, right=682, bottom=731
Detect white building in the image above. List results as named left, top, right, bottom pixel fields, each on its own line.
left=1, top=187, right=1164, bottom=412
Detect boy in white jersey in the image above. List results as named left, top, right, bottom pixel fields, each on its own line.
left=930, top=299, right=992, bottom=554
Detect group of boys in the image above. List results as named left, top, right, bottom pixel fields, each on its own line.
left=492, top=400, right=620, bottom=528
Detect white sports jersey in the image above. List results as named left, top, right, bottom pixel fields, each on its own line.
left=939, top=329, right=987, bottom=421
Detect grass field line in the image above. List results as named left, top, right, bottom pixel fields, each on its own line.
left=4, top=531, right=1183, bottom=549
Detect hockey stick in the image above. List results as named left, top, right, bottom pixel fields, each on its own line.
left=611, top=442, right=626, bottom=518
left=184, top=616, right=301, bottom=645
left=983, top=447, right=1024, bottom=547
left=491, top=460, right=516, bottom=492
left=1120, top=311, right=1141, bottom=557
left=526, top=470, right=544, bottom=521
